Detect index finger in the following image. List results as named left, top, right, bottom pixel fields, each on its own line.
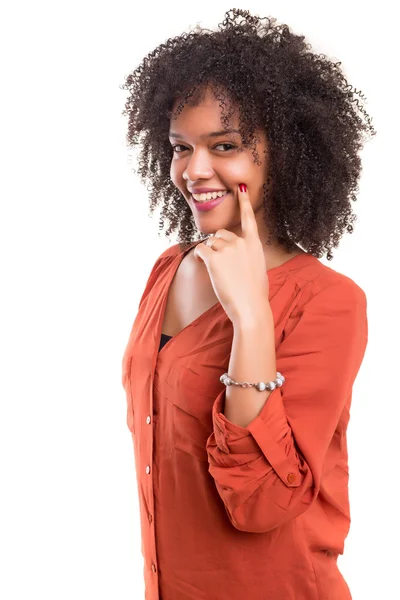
left=238, top=183, right=258, bottom=238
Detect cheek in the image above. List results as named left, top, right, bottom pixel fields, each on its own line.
left=170, top=160, right=182, bottom=186
left=226, top=155, right=258, bottom=182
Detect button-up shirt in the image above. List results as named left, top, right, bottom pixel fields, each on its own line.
left=121, top=240, right=368, bottom=600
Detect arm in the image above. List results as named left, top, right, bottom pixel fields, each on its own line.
left=223, top=301, right=277, bottom=428
left=206, top=280, right=368, bottom=533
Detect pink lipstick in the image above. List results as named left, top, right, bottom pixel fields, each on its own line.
left=192, top=192, right=229, bottom=212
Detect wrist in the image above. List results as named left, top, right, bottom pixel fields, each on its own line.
left=232, top=300, right=273, bottom=331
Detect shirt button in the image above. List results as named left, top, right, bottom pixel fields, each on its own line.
left=151, top=564, right=157, bottom=573
left=146, top=466, right=151, bottom=474
left=148, top=513, right=153, bottom=524
left=287, top=473, right=296, bottom=484
left=146, top=416, right=151, bottom=424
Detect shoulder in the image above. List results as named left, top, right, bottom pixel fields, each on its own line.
left=138, top=241, right=201, bottom=303
left=147, top=242, right=182, bottom=272
left=289, top=255, right=367, bottom=311
left=154, top=240, right=201, bottom=261
left=280, top=257, right=368, bottom=349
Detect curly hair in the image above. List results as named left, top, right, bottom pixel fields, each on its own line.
left=120, top=8, right=376, bottom=260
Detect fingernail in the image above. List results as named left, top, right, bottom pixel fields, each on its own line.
left=239, top=183, right=247, bottom=193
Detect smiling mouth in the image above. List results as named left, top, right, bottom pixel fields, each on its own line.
left=191, top=191, right=230, bottom=212
left=191, top=191, right=229, bottom=201
left=191, top=190, right=229, bottom=203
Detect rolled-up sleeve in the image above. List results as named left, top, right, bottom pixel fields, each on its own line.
left=206, top=280, right=368, bottom=533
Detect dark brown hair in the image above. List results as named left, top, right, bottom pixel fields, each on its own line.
left=120, top=8, right=376, bottom=260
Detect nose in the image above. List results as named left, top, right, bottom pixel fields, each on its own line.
left=182, top=148, right=214, bottom=182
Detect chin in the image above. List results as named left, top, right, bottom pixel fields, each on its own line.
left=195, top=223, right=216, bottom=235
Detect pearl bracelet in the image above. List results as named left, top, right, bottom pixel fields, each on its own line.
left=220, top=372, right=285, bottom=391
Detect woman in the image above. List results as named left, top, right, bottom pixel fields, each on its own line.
left=120, top=9, right=375, bottom=600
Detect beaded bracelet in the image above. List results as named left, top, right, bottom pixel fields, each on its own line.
left=220, top=372, right=285, bottom=391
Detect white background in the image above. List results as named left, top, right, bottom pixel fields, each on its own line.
left=1, top=1, right=398, bottom=599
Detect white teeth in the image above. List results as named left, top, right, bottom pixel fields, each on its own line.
left=192, top=190, right=228, bottom=202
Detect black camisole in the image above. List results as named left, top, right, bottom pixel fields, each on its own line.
left=159, top=332, right=173, bottom=352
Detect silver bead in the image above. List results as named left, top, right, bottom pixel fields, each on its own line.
left=256, top=381, right=267, bottom=391
left=221, top=371, right=285, bottom=391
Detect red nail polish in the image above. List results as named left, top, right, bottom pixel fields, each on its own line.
left=239, top=183, right=247, bottom=193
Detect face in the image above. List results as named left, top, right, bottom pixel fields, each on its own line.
left=169, top=87, right=273, bottom=241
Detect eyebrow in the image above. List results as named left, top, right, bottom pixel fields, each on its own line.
left=168, top=128, right=241, bottom=139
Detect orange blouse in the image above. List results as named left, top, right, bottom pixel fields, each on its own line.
left=121, top=239, right=368, bottom=600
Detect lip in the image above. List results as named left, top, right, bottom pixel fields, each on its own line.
left=192, top=192, right=229, bottom=212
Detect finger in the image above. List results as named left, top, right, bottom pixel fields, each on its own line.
left=238, top=183, right=258, bottom=238
left=193, top=240, right=214, bottom=265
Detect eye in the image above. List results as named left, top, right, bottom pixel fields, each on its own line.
left=171, top=143, right=236, bottom=153
left=171, top=144, right=187, bottom=153
left=214, top=143, right=236, bottom=151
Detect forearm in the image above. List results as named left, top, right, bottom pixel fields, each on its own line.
left=224, top=301, right=277, bottom=428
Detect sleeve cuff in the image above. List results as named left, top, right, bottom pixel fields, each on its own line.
left=210, top=386, right=301, bottom=487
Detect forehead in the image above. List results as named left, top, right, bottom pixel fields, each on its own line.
left=170, top=87, right=239, bottom=130
left=169, top=86, right=268, bottom=147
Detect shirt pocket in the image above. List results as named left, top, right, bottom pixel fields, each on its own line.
left=170, top=367, right=217, bottom=464
left=172, top=402, right=213, bottom=463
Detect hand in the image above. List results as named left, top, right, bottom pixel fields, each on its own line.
left=193, top=184, right=270, bottom=326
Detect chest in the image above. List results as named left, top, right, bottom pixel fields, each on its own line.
left=161, top=253, right=219, bottom=336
